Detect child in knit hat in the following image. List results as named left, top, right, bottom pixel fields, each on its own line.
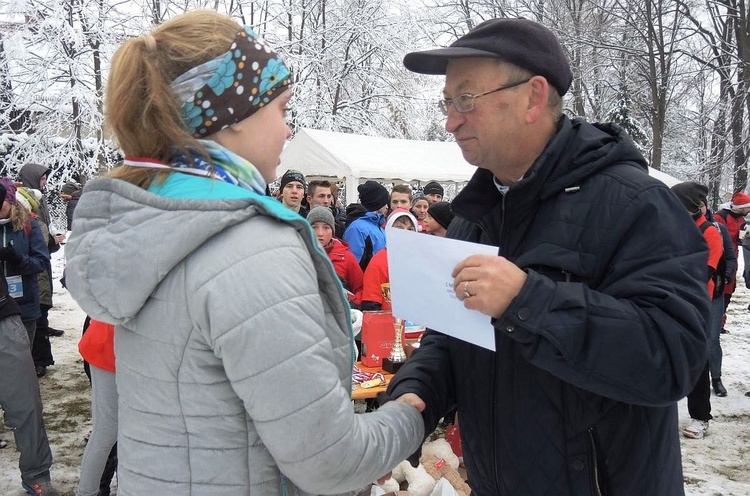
left=308, top=206, right=363, bottom=307
left=424, top=201, right=453, bottom=237
left=342, top=181, right=390, bottom=268
left=361, top=208, right=418, bottom=311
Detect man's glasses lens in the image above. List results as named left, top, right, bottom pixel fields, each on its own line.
left=439, top=94, right=474, bottom=115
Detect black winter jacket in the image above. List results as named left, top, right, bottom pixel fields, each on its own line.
left=388, top=117, right=709, bottom=496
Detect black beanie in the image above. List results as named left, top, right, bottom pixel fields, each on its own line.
left=358, top=180, right=389, bottom=212
left=403, top=18, right=573, bottom=96
left=671, top=181, right=708, bottom=214
left=423, top=181, right=444, bottom=197
left=428, top=201, right=454, bottom=229
left=280, top=169, right=306, bottom=190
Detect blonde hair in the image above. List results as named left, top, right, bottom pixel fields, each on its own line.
left=10, top=203, right=30, bottom=232
left=105, top=10, right=240, bottom=188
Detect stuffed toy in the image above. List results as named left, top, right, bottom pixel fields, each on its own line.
left=374, top=439, right=470, bottom=495
left=421, top=438, right=460, bottom=470
left=420, top=454, right=470, bottom=496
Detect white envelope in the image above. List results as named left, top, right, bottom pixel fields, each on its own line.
left=386, top=227, right=499, bottom=351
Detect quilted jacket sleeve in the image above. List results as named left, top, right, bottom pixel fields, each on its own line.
left=188, top=222, right=424, bottom=494
left=495, top=185, right=710, bottom=407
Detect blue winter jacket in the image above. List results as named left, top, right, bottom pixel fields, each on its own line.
left=1, top=219, right=49, bottom=321
left=342, top=211, right=386, bottom=262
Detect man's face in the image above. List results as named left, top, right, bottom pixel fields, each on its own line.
left=308, top=186, right=333, bottom=208
left=443, top=58, right=528, bottom=176
left=390, top=192, right=411, bottom=211
left=312, top=222, right=333, bottom=247
left=425, top=193, right=442, bottom=204
left=281, top=181, right=305, bottom=208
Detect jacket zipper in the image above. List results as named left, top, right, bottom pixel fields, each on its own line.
left=493, top=193, right=508, bottom=490
left=588, top=428, right=603, bottom=496
left=472, top=214, right=501, bottom=490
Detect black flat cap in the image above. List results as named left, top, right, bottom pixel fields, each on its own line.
left=403, top=18, right=573, bottom=96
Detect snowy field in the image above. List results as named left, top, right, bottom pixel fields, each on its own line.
left=0, top=248, right=749, bottom=495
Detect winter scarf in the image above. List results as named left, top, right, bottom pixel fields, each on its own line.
left=126, top=140, right=267, bottom=196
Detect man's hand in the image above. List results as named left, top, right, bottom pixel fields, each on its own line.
left=452, top=254, right=527, bottom=318
left=395, top=392, right=425, bottom=412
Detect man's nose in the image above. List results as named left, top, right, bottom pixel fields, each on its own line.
left=444, top=106, right=465, bottom=134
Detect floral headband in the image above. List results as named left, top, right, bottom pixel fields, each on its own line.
left=170, top=26, right=291, bottom=137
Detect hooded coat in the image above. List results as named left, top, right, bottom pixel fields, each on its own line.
left=325, top=237, right=364, bottom=306
left=65, top=173, right=423, bottom=495
left=343, top=211, right=386, bottom=264
left=388, top=117, right=710, bottom=496
left=17, top=163, right=52, bottom=228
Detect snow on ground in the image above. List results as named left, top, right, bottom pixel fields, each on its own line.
left=0, top=249, right=749, bottom=495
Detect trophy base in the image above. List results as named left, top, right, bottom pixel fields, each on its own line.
left=382, top=357, right=405, bottom=374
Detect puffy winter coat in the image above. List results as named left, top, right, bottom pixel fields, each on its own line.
left=0, top=219, right=49, bottom=321
left=361, top=249, right=389, bottom=311
left=325, top=238, right=364, bottom=306
left=78, top=319, right=115, bottom=373
left=65, top=173, right=423, bottom=495
left=714, top=209, right=744, bottom=293
left=388, top=117, right=709, bottom=496
left=343, top=211, right=386, bottom=263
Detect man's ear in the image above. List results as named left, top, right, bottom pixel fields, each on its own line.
left=525, top=76, right=550, bottom=124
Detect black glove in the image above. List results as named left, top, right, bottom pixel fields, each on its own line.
left=0, top=247, right=23, bottom=266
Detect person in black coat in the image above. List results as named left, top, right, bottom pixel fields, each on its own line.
left=387, top=18, right=709, bottom=496
left=60, top=182, right=82, bottom=232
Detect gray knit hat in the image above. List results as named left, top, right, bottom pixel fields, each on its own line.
left=307, top=206, right=335, bottom=230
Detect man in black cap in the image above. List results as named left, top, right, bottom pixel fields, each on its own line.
left=422, top=181, right=444, bottom=204
left=279, top=169, right=307, bottom=216
left=387, top=18, right=709, bottom=496
left=342, top=180, right=389, bottom=270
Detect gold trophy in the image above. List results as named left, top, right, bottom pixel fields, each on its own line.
left=380, top=283, right=407, bottom=373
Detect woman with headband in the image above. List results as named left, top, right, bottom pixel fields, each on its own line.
left=65, top=10, right=423, bottom=495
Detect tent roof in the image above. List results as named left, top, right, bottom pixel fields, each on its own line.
left=278, top=128, right=476, bottom=183
left=277, top=127, right=681, bottom=186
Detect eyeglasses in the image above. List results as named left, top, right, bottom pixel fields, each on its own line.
left=439, top=79, right=531, bottom=115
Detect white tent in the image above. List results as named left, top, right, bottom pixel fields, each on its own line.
left=278, top=128, right=476, bottom=203
left=277, top=128, right=681, bottom=203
